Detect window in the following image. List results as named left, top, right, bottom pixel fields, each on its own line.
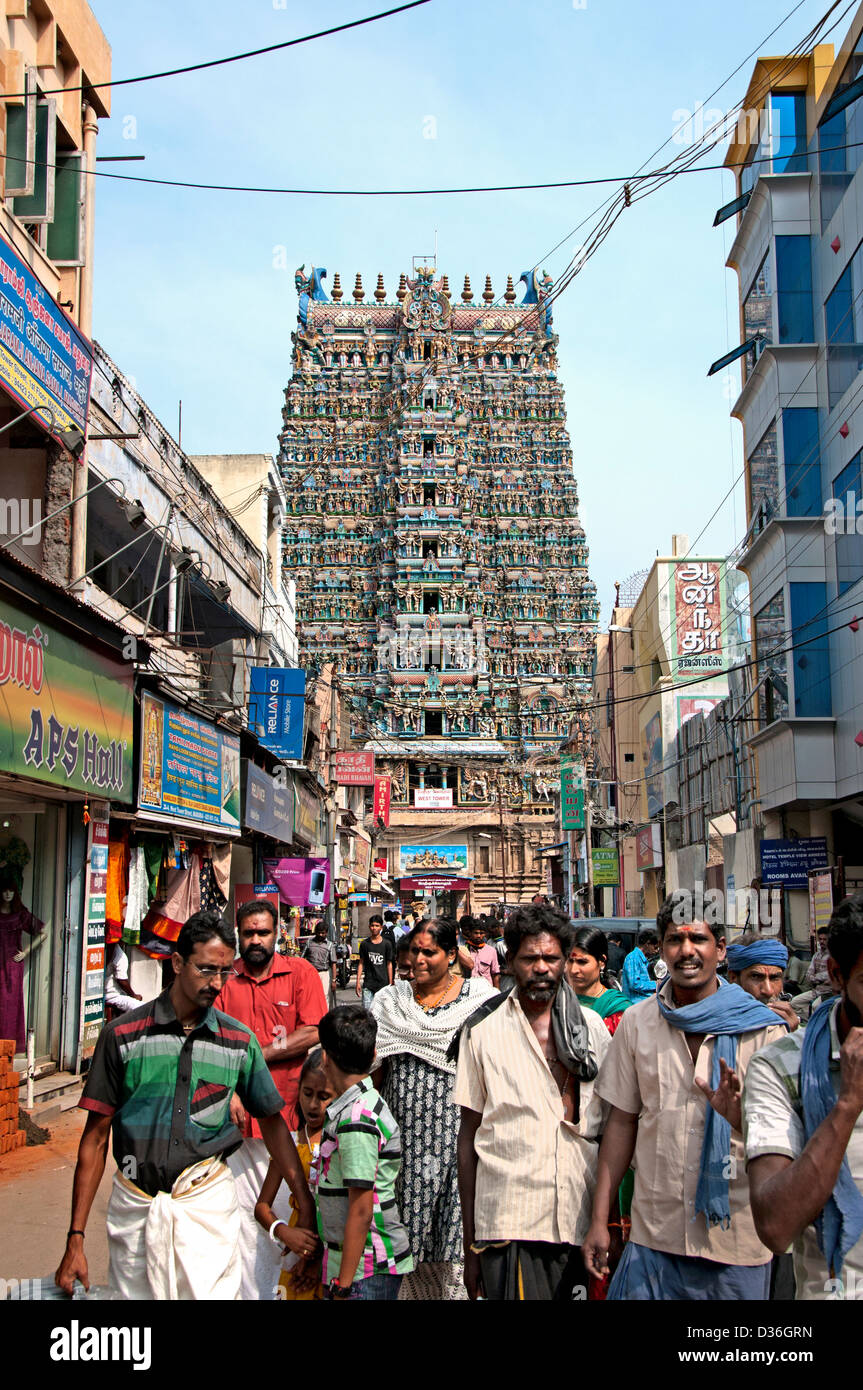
left=624, top=752, right=635, bottom=763
left=789, top=583, right=832, bottom=716
left=424, top=709, right=442, bottom=736
left=819, top=35, right=863, bottom=225
left=743, top=251, right=773, bottom=379
left=754, top=592, right=789, bottom=725
left=833, top=454, right=863, bottom=594
left=782, top=409, right=821, bottom=517
left=478, top=845, right=490, bottom=875
left=741, top=92, right=807, bottom=199
left=748, top=419, right=779, bottom=526
left=826, top=240, right=863, bottom=407
left=775, top=237, right=813, bottom=343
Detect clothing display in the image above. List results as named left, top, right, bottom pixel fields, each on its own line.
left=0, top=903, right=44, bottom=1048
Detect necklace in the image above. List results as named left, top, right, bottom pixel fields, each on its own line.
left=414, top=973, right=458, bottom=1012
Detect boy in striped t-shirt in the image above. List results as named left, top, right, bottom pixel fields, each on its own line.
left=316, top=1006, right=413, bottom=1300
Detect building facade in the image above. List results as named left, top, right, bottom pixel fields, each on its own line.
left=721, top=24, right=863, bottom=942
left=280, top=263, right=598, bottom=910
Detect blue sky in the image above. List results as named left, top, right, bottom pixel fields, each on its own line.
left=87, top=0, right=841, bottom=622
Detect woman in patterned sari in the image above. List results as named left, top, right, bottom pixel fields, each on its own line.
left=371, top=918, right=494, bottom=1300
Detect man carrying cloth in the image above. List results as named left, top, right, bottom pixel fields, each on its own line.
left=583, top=894, right=786, bottom=1299
left=55, top=911, right=316, bottom=1301
left=744, top=892, right=863, bottom=1299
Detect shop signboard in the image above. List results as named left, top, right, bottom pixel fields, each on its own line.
left=592, top=847, right=620, bottom=886
left=0, top=597, right=134, bottom=799
left=398, top=844, right=468, bottom=876
left=248, top=667, right=306, bottom=761
left=138, top=690, right=240, bottom=834
left=262, top=856, right=331, bottom=907
left=760, top=838, right=829, bottom=890
left=671, top=559, right=726, bottom=679
left=242, top=761, right=294, bottom=842
left=400, top=875, right=471, bottom=893
left=79, top=805, right=110, bottom=1059
left=0, top=225, right=93, bottom=435
left=333, top=750, right=375, bottom=785
left=560, top=756, right=585, bottom=830
left=234, top=882, right=281, bottom=921
left=414, top=788, right=453, bottom=809
left=373, top=775, right=391, bottom=827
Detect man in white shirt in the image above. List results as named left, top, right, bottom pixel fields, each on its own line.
left=744, top=892, right=863, bottom=1299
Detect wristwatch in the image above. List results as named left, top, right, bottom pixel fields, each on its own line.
left=326, top=1278, right=353, bottom=1300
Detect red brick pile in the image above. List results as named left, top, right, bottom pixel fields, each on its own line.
left=0, top=1040, right=24, bottom=1153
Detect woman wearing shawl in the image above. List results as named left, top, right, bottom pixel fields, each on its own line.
left=566, top=926, right=632, bottom=1037
left=371, top=917, right=494, bottom=1300
left=745, top=892, right=863, bottom=1299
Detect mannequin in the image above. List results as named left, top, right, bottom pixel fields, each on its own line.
left=0, top=872, right=45, bottom=1050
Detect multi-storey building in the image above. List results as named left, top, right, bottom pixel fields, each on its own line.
left=280, top=263, right=598, bottom=910
left=721, top=23, right=863, bottom=943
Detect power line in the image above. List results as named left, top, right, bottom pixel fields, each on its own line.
left=3, top=2, right=431, bottom=99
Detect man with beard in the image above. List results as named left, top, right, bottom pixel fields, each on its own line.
left=744, top=892, right=863, bottom=1299
left=454, top=903, right=610, bottom=1300
left=55, top=911, right=316, bottom=1300
left=216, top=898, right=327, bottom=1298
left=583, top=895, right=786, bottom=1300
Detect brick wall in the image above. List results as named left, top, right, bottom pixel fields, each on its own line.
left=0, top=1040, right=24, bottom=1154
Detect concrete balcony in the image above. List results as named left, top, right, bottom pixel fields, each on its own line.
left=746, top=716, right=837, bottom=809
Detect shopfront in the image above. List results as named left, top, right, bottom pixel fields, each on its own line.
left=0, top=573, right=134, bottom=1071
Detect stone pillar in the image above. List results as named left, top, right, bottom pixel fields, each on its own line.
left=42, top=443, right=74, bottom=586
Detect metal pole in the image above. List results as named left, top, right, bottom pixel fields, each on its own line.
left=144, top=500, right=175, bottom=636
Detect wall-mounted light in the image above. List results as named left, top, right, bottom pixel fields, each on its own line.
left=210, top=580, right=231, bottom=603
left=119, top=497, right=147, bottom=529
left=174, top=548, right=196, bottom=574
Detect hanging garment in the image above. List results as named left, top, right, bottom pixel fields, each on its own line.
left=139, top=853, right=201, bottom=958
left=200, top=856, right=227, bottom=913
left=105, top=833, right=130, bottom=946
left=209, top=843, right=232, bottom=903
left=121, top=846, right=147, bottom=947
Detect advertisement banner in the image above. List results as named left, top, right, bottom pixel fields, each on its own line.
left=138, top=690, right=240, bottom=834
left=677, top=695, right=723, bottom=728
left=262, top=856, right=331, bottom=907
left=760, top=838, right=829, bottom=890
left=414, top=788, right=453, bottom=809
left=0, top=226, right=93, bottom=434
left=293, top=779, right=319, bottom=845
left=333, top=750, right=375, bottom=785
left=373, top=776, right=391, bottom=827
left=808, top=871, right=834, bottom=934
left=242, top=761, right=294, bottom=841
left=248, top=667, right=306, bottom=761
left=560, top=756, right=585, bottom=830
left=352, top=836, right=371, bottom=882
left=398, top=844, right=468, bottom=876
left=672, top=560, right=726, bottom=679
left=592, top=847, right=620, bottom=886
left=0, top=597, right=133, bottom=798
left=642, top=711, right=663, bottom=820
left=636, top=823, right=663, bottom=871
left=234, top=882, right=281, bottom=921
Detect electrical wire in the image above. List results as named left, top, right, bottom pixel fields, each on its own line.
left=3, top=2, right=431, bottom=99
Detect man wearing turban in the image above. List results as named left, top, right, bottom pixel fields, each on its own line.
left=725, top=934, right=799, bottom=1034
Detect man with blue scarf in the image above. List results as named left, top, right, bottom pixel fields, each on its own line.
left=582, top=893, right=786, bottom=1299
left=726, top=934, right=799, bottom=1034
left=744, top=892, right=863, bottom=1299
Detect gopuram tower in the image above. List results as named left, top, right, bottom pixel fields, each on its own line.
left=279, top=262, right=598, bottom=911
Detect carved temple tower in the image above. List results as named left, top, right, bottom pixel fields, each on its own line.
left=279, top=263, right=598, bottom=911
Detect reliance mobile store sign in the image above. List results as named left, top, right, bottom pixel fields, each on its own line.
left=0, top=227, right=92, bottom=434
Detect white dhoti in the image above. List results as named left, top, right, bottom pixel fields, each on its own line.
left=316, top=966, right=334, bottom=1009
left=106, top=1157, right=241, bottom=1300
left=226, top=1137, right=296, bottom=1301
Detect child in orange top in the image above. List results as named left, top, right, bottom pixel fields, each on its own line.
left=256, top=1048, right=334, bottom=1300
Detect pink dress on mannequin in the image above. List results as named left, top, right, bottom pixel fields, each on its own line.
left=0, top=906, right=43, bottom=1049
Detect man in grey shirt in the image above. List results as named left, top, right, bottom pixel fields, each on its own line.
left=302, top=920, right=338, bottom=1007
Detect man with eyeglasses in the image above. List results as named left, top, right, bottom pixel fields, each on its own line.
left=55, top=911, right=317, bottom=1301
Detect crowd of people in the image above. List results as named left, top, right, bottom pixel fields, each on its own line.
left=52, top=889, right=863, bottom=1302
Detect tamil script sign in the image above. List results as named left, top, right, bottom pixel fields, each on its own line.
left=138, top=690, right=240, bottom=834
left=249, top=667, right=305, bottom=761
left=0, top=226, right=92, bottom=434
left=0, top=597, right=133, bottom=798
left=334, top=750, right=375, bottom=785
left=672, top=560, right=725, bottom=678
left=560, top=756, right=585, bottom=830
left=760, top=838, right=829, bottom=891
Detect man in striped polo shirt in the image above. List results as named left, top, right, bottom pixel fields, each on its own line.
left=54, top=911, right=317, bottom=1301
